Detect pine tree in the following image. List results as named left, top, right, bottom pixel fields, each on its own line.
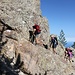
left=58, top=29, right=67, bottom=46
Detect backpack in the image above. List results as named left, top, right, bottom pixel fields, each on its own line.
left=33, top=24, right=41, bottom=34
left=54, top=37, right=58, bottom=45
left=51, top=37, right=58, bottom=44
left=51, top=37, right=58, bottom=48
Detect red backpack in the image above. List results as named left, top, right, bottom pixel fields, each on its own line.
left=34, top=24, right=41, bottom=34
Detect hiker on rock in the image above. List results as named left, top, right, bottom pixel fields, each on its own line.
left=50, top=36, right=58, bottom=53
left=29, top=23, right=42, bottom=44
left=29, top=24, right=48, bottom=49
left=32, top=24, right=41, bottom=45
left=64, top=47, right=73, bottom=62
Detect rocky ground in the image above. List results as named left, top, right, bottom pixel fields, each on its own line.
left=0, top=0, right=75, bottom=75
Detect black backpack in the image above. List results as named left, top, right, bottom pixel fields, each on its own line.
left=51, top=37, right=58, bottom=45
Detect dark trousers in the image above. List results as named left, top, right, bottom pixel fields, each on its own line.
left=29, top=30, right=35, bottom=44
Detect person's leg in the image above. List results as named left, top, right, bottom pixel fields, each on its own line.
left=53, top=48, right=56, bottom=54
left=52, top=43, right=57, bottom=54
left=34, top=34, right=48, bottom=49
left=35, top=37, right=43, bottom=46
left=29, top=31, right=35, bottom=44
left=35, top=37, right=39, bottom=44
left=67, top=53, right=71, bottom=62
left=43, top=44, right=48, bottom=49
left=35, top=34, right=40, bottom=44
left=31, top=34, right=35, bottom=44
left=29, top=31, right=33, bottom=41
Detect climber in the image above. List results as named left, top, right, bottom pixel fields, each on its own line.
left=64, top=47, right=73, bottom=62
left=29, top=24, right=48, bottom=49
left=32, top=24, right=42, bottom=45
left=50, top=36, right=58, bottom=54
left=29, top=24, right=41, bottom=44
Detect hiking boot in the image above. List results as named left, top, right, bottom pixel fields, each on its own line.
left=43, top=44, right=48, bottom=49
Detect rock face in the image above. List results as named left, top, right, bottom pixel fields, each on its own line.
left=0, top=0, right=50, bottom=44
left=0, top=0, right=75, bottom=75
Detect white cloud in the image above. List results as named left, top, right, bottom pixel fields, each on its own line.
left=66, top=37, right=75, bottom=42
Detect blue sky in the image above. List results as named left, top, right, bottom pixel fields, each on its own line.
left=40, top=0, right=75, bottom=42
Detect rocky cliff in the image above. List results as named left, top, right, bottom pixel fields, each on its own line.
left=0, top=0, right=50, bottom=44
left=0, top=0, right=75, bottom=75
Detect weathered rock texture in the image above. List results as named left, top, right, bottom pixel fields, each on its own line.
left=0, top=0, right=50, bottom=44
left=0, top=0, right=75, bottom=75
